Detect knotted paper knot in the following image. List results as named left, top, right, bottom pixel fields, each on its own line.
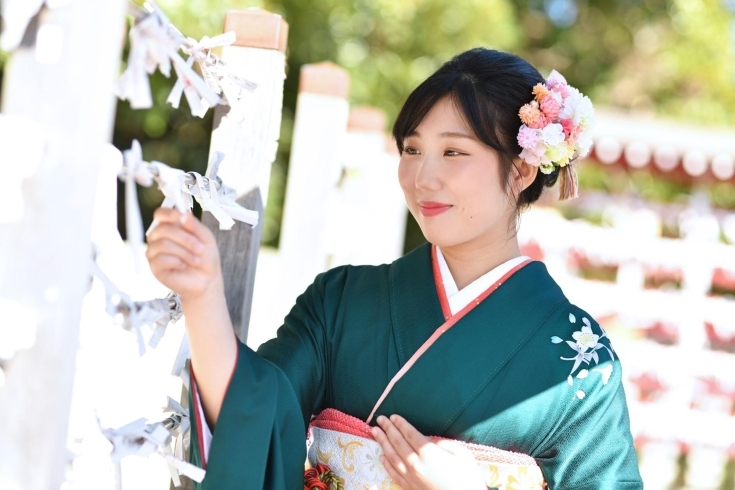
left=167, top=31, right=258, bottom=117
left=115, top=1, right=220, bottom=112
left=100, top=412, right=204, bottom=490
left=91, top=261, right=182, bottom=356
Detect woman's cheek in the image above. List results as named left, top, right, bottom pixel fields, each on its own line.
left=397, top=159, right=415, bottom=203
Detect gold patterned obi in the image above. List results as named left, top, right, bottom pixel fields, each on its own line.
left=306, top=409, right=546, bottom=490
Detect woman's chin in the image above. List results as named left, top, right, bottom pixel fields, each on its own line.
left=419, top=226, right=464, bottom=249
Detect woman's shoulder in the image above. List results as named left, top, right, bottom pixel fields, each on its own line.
left=526, top=298, right=624, bottom=401
left=317, top=261, right=391, bottom=291
left=316, top=243, right=432, bottom=294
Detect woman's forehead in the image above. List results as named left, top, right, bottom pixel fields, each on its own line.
left=408, top=97, right=476, bottom=139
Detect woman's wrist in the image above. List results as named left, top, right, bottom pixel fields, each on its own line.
left=180, top=275, right=235, bottom=344
left=180, top=276, right=226, bottom=313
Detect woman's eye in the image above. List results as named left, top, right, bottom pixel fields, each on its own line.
left=404, top=147, right=420, bottom=155
left=445, top=150, right=465, bottom=156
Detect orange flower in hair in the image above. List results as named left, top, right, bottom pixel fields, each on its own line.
left=532, top=83, right=550, bottom=102
left=519, top=100, right=544, bottom=127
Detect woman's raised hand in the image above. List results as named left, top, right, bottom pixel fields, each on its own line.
left=372, top=415, right=487, bottom=490
left=145, top=208, right=223, bottom=301
left=148, top=208, right=236, bottom=426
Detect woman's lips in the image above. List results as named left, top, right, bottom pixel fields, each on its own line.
left=418, top=201, right=452, bottom=217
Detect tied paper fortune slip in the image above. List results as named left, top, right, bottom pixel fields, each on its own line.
left=90, top=260, right=182, bottom=356
left=115, top=1, right=220, bottom=113
left=100, top=406, right=204, bottom=490
left=117, top=140, right=259, bottom=255
left=167, top=30, right=259, bottom=118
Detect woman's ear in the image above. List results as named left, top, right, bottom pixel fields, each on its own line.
left=512, top=157, right=539, bottom=194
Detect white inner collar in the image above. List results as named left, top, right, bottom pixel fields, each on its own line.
left=435, top=246, right=529, bottom=316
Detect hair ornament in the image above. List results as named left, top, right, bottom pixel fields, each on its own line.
left=517, top=70, right=595, bottom=200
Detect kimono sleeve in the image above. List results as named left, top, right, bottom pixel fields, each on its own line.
left=188, top=269, right=338, bottom=490
left=535, top=310, right=642, bottom=490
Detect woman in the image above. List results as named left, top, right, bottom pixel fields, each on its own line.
left=146, top=48, right=643, bottom=489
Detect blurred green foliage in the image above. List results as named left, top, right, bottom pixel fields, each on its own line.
left=1, top=0, right=734, bottom=248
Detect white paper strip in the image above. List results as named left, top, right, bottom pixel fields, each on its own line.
left=90, top=260, right=182, bottom=356
left=115, top=1, right=221, bottom=112
left=118, top=141, right=259, bottom=234
left=167, top=30, right=258, bottom=117
left=100, top=414, right=205, bottom=490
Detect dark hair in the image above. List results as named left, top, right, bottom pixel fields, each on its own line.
left=392, top=48, right=560, bottom=211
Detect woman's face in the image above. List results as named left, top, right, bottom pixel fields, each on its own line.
left=398, top=96, right=520, bottom=250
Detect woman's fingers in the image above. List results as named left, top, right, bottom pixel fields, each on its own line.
left=147, top=222, right=204, bottom=255
left=147, top=253, right=186, bottom=272
left=390, top=415, right=431, bottom=454
left=151, top=208, right=215, bottom=246
left=379, top=455, right=411, bottom=489
left=146, top=237, right=201, bottom=267
left=153, top=207, right=187, bottom=225
left=180, top=210, right=215, bottom=244
left=371, top=425, right=408, bottom=475
left=376, top=416, right=420, bottom=466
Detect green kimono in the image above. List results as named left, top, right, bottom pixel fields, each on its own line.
left=190, top=243, right=642, bottom=489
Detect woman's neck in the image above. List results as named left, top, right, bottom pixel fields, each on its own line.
left=439, top=236, right=521, bottom=291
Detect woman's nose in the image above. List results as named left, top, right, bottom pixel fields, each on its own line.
left=415, top=155, right=442, bottom=191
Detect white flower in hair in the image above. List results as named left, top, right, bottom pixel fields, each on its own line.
left=545, top=69, right=568, bottom=88
left=577, top=130, right=594, bottom=158
left=560, top=87, right=595, bottom=128
left=542, top=123, right=565, bottom=147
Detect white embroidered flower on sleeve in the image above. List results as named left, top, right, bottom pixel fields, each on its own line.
left=572, top=325, right=599, bottom=350
left=551, top=313, right=617, bottom=398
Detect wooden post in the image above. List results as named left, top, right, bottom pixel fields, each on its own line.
left=0, top=1, right=126, bottom=489
left=202, top=9, right=289, bottom=343
left=279, top=62, right=350, bottom=304
left=325, top=106, right=406, bottom=268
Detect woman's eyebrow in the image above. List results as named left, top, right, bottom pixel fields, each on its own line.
left=405, top=130, right=476, bottom=140
left=438, top=131, right=475, bottom=140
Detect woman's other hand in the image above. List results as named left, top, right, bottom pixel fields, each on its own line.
left=145, top=208, right=222, bottom=301
left=372, top=415, right=487, bottom=490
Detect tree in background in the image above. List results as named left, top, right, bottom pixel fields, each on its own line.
left=1, top=0, right=733, bottom=247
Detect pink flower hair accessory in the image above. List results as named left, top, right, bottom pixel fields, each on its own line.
left=516, top=70, right=595, bottom=200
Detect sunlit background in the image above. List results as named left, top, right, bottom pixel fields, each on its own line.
left=2, top=0, right=735, bottom=488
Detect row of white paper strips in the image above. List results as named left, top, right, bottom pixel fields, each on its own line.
left=94, top=137, right=259, bottom=482
left=119, top=139, right=258, bottom=246
left=115, top=1, right=257, bottom=116
left=95, top=2, right=259, bottom=484
left=100, top=396, right=204, bottom=488
left=91, top=261, right=183, bottom=356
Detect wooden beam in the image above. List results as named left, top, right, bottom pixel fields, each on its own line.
left=201, top=8, right=289, bottom=343
left=0, top=1, right=126, bottom=488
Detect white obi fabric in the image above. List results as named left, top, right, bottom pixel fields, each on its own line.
left=307, top=409, right=546, bottom=490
